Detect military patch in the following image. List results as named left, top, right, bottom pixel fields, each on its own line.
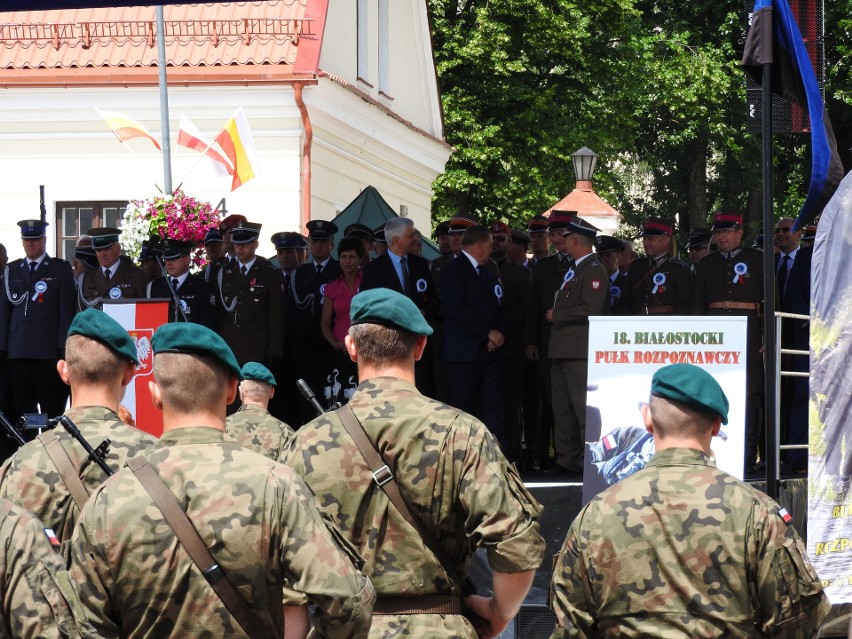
left=43, top=527, right=60, bottom=550
left=591, top=280, right=601, bottom=289
left=778, top=507, right=793, bottom=525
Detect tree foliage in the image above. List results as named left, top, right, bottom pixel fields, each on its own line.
left=429, top=0, right=850, bottom=240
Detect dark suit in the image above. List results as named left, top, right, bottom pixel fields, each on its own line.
left=0, top=256, right=76, bottom=419
left=361, top=251, right=440, bottom=397
left=147, top=274, right=217, bottom=330
left=78, top=258, right=148, bottom=310
left=285, top=258, right=341, bottom=424
left=524, top=253, right=570, bottom=465
left=216, top=256, right=284, bottom=366
left=548, top=253, right=609, bottom=470
left=609, top=271, right=630, bottom=315
left=440, top=253, right=507, bottom=445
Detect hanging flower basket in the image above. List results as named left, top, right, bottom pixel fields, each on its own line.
left=120, top=190, right=219, bottom=271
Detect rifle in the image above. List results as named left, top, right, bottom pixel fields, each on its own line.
left=296, top=379, right=340, bottom=416
left=0, top=411, right=26, bottom=447
left=49, top=415, right=114, bottom=478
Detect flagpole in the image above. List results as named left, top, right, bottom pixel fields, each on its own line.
left=761, top=62, right=779, bottom=499
left=156, top=5, right=173, bottom=194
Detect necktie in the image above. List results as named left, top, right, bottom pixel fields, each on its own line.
left=28, top=262, right=36, bottom=274
left=104, top=268, right=111, bottom=280
left=240, top=265, right=247, bottom=278
left=316, top=263, right=323, bottom=276
left=171, top=278, right=180, bottom=289
left=476, top=265, right=483, bottom=277
left=400, top=256, right=410, bottom=293
left=777, top=254, right=791, bottom=298
left=283, top=272, right=292, bottom=294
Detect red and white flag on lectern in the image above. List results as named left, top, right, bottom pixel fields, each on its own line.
left=103, top=300, right=169, bottom=438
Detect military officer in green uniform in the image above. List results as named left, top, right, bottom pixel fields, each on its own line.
left=215, top=220, right=285, bottom=368
left=0, top=497, right=96, bottom=638
left=69, top=323, right=374, bottom=638
left=285, top=288, right=545, bottom=638
left=548, top=219, right=609, bottom=475
left=0, top=219, right=76, bottom=421
left=77, top=227, right=147, bottom=310
left=622, top=218, right=691, bottom=315
left=0, top=309, right=156, bottom=551
left=549, top=364, right=829, bottom=638
left=691, top=211, right=765, bottom=471
left=225, top=362, right=294, bottom=462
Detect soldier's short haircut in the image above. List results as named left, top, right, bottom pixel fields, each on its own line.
left=153, top=352, right=231, bottom=413
left=348, top=323, right=419, bottom=367
left=648, top=395, right=716, bottom=439
left=239, top=379, right=273, bottom=403
left=462, top=225, right=491, bottom=247
left=384, top=217, right=414, bottom=246
left=65, top=335, right=127, bottom=386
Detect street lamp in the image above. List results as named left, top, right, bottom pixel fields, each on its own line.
left=571, top=147, right=598, bottom=189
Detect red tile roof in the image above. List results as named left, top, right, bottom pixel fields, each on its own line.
left=0, top=1, right=324, bottom=86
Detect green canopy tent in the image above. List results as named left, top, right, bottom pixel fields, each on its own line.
left=332, top=186, right=440, bottom=261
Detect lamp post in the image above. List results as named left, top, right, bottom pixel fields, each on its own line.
left=571, top=147, right=599, bottom=190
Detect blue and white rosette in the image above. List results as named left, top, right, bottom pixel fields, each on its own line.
left=652, top=272, right=666, bottom=294
left=610, top=284, right=621, bottom=300
left=416, top=278, right=427, bottom=293
left=564, top=268, right=575, bottom=283
left=732, top=262, right=748, bottom=284
left=319, top=283, right=327, bottom=304
left=494, top=284, right=503, bottom=302
left=109, top=287, right=122, bottom=300
left=32, top=280, right=47, bottom=301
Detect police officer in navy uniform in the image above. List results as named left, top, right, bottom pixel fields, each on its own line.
left=622, top=218, right=692, bottom=316
left=78, top=227, right=148, bottom=310
left=215, top=220, right=285, bottom=370
left=0, top=219, right=76, bottom=422
left=691, top=212, right=764, bottom=471
left=147, top=239, right=217, bottom=330
left=286, top=219, right=340, bottom=423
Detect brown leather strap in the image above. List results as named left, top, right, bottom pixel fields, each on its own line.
left=708, top=301, right=760, bottom=311
left=337, top=404, right=464, bottom=601
left=127, top=456, right=272, bottom=638
left=38, top=431, right=89, bottom=511
left=374, top=594, right=463, bottom=615
left=642, top=305, right=675, bottom=315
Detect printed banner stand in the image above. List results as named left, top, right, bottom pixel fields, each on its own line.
left=103, top=299, right=169, bottom=437
left=583, top=316, right=748, bottom=504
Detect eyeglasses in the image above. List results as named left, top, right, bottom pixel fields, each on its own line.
left=774, top=226, right=792, bottom=234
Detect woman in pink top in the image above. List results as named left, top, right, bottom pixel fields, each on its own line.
left=319, top=237, right=365, bottom=407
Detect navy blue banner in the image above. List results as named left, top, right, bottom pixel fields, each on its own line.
left=742, top=0, right=844, bottom=230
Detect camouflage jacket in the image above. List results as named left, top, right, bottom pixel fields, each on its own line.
left=225, top=403, right=294, bottom=462
left=0, top=406, right=157, bottom=549
left=69, top=426, right=374, bottom=639
left=284, top=377, right=545, bottom=638
left=0, top=498, right=95, bottom=639
left=549, top=447, right=830, bottom=639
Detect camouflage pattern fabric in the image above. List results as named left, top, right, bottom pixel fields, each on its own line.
left=225, top=403, right=294, bottom=462
left=0, top=406, right=157, bottom=551
left=284, top=377, right=545, bottom=638
left=0, top=497, right=95, bottom=639
left=549, top=447, right=830, bottom=638
left=69, top=426, right=374, bottom=639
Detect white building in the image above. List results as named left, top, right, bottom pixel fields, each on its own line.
left=0, top=0, right=451, bottom=258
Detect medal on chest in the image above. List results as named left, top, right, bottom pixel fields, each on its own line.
left=732, top=262, right=748, bottom=284
left=652, top=272, right=666, bottom=295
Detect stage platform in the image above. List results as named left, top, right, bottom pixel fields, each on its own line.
left=469, top=474, right=851, bottom=638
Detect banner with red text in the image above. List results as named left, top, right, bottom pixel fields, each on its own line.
left=583, top=316, right=748, bottom=503
left=104, top=300, right=168, bottom=438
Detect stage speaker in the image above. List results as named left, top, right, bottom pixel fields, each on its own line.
left=743, top=0, right=825, bottom=134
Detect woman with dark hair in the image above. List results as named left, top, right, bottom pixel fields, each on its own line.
left=319, top=237, right=365, bottom=407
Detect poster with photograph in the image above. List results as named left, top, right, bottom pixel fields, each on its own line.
left=583, top=316, right=748, bottom=504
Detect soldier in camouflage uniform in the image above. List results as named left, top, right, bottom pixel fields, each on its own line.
left=0, top=497, right=95, bottom=639
left=69, top=322, right=374, bottom=638
left=225, top=362, right=294, bottom=462
left=0, top=309, right=156, bottom=552
left=285, top=288, right=545, bottom=638
left=549, top=364, right=829, bottom=638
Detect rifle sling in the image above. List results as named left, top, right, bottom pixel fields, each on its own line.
left=126, top=456, right=271, bottom=639
left=336, top=404, right=464, bottom=600
left=38, top=431, right=89, bottom=511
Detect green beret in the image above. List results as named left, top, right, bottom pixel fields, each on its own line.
left=151, top=323, right=242, bottom=380
left=350, top=288, right=433, bottom=336
left=67, top=309, right=139, bottom=365
left=650, top=363, right=729, bottom=425
left=241, top=362, right=276, bottom=386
